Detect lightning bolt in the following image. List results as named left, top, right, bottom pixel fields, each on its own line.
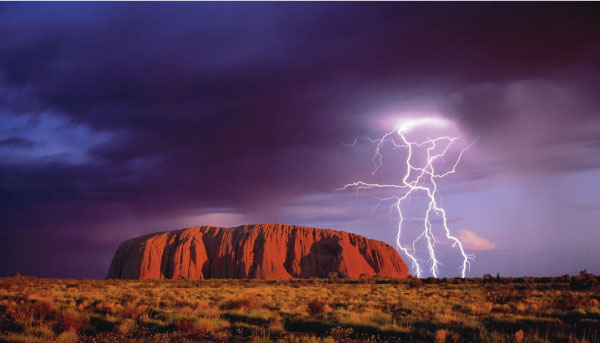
left=339, top=119, right=476, bottom=278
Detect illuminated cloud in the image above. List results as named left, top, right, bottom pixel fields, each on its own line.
left=0, top=111, right=114, bottom=164
left=395, top=117, right=449, bottom=133
left=457, top=229, right=496, bottom=251
left=183, top=211, right=248, bottom=228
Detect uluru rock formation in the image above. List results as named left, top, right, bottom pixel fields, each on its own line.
left=106, top=224, right=409, bottom=280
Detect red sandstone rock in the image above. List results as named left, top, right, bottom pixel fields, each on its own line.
left=106, top=224, right=409, bottom=279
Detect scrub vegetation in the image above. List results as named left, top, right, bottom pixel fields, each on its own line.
left=0, top=271, right=598, bottom=343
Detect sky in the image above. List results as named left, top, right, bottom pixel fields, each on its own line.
left=1, top=2, right=599, bottom=279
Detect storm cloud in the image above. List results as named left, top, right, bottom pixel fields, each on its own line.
left=1, top=2, right=599, bottom=278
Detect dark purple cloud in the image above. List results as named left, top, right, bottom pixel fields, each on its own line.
left=1, top=2, right=599, bottom=278
left=0, top=136, right=35, bottom=148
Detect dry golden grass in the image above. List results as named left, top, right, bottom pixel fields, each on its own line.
left=0, top=273, right=598, bottom=342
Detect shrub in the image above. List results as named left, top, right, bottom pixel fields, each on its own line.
left=408, top=277, right=423, bottom=288
left=120, top=302, right=145, bottom=319
left=434, top=329, right=446, bottom=343
left=268, top=323, right=286, bottom=339
left=56, top=330, right=78, bottom=343
left=514, top=329, right=524, bottom=343
left=28, top=323, right=55, bottom=341
left=57, top=310, right=87, bottom=332
left=222, top=308, right=278, bottom=326
left=327, top=272, right=339, bottom=279
left=118, top=318, right=136, bottom=335
left=220, top=294, right=262, bottom=311
left=307, top=296, right=326, bottom=316
left=31, top=301, right=57, bottom=321
left=175, top=318, right=195, bottom=331
left=194, top=317, right=230, bottom=336
left=571, top=270, right=600, bottom=290
left=230, top=322, right=257, bottom=339
left=94, top=302, right=114, bottom=315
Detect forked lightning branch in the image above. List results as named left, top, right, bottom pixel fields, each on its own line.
left=340, top=118, right=476, bottom=278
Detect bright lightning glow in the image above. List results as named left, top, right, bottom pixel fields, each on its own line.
left=396, top=117, right=449, bottom=133
left=340, top=117, right=476, bottom=278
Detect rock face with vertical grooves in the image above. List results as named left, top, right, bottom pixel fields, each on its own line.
left=106, top=224, right=409, bottom=280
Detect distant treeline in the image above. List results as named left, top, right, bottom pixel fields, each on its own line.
left=10, top=269, right=600, bottom=290
left=401, top=270, right=600, bottom=290
left=262, top=270, right=600, bottom=291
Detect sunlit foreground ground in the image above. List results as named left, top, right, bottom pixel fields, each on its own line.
left=1, top=273, right=599, bottom=343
